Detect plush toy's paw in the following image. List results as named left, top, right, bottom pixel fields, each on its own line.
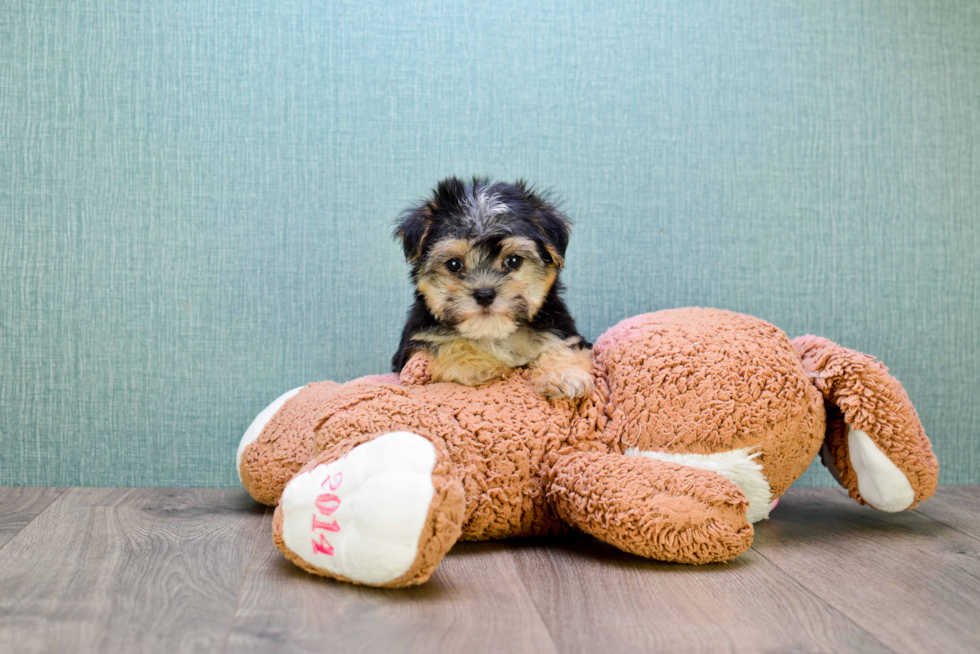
left=238, top=382, right=343, bottom=507
left=237, top=386, right=305, bottom=481
left=273, top=431, right=464, bottom=587
left=398, top=350, right=433, bottom=386
left=794, top=335, right=939, bottom=510
left=833, top=427, right=916, bottom=512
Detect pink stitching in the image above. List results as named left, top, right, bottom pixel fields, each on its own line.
left=320, top=472, right=343, bottom=490
left=312, top=533, right=335, bottom=556
left=315, top=493, right=340, bottom=515
left=312, top=515, right=340, bottom=533
left=311, top=472, right=346, bottom=556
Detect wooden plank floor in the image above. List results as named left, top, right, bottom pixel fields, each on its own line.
left=0, top=486, right=977, bottom=653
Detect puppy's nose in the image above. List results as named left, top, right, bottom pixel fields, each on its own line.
left=473, top=288, right=496, bottom=307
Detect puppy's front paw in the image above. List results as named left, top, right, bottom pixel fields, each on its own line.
left=532, top=362, right=595, bottom=399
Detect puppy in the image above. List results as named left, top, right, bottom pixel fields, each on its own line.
left=391, top=177, right=594, bottom=399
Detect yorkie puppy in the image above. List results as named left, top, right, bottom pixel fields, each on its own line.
left=391, top=177, right=594, bottom=399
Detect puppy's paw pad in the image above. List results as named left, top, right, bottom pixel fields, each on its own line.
left=278, top=432, right=437, bottom=585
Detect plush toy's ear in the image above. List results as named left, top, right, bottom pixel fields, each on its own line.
left=393, top=204, right=434, bottom=264
left=793, top=336, right=939, bottom=511
left=516, top=179, right=571, bottom=268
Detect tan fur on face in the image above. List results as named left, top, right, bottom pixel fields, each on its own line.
left=410, top=233, right=588, bottom=396
left=495, top=237, right=558, bottom=317
left=425, top=238, right=471, bottom=267
left=416, top=236, right=558, bottom=340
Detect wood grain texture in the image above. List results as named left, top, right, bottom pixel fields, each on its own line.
left=753, top=487, right=980, bottom=653
left=0, top=486, right=66, bottom=550
left=2, top=487, right=980, bottom=653
left=510, top=536, right=888, bottom=653
left=225, top=539, right=558, bottom=654
left=0, top=488, right=267, bottom=654
left=913, top=485, right=980, bottom=541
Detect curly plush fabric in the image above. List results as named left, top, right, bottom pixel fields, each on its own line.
left=238, top=307, right=939, bottom=586
left=240, top=381, right=340, bottom=506
left=306, top=371, right=604, bottom=540
left=273, top=431, right=465, bottom=588
left=545, top=451, right=753, bottom=563
left=792, top=335, right=939, bottom=508
left=593, top=309, right=827, bottom=497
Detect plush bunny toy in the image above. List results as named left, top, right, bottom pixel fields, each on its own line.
left=237, top=308, right=938, bottom=588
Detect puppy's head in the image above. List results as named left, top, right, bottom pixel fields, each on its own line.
left=394, top=177, right=571, bottom=340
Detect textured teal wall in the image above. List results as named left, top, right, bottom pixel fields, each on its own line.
left=1, top=0, right=978, bottom=487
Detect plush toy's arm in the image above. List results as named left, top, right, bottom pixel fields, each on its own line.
left=238, top=381, right=342, bottom=506
left=793, top=336, right=939, bottom=511
left=238, top=353, right=433, bottom=506
left=398, top=350, right=433, bottom=386
left=543, top=450, right=753, bottom=564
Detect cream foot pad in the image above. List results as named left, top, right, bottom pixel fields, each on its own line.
left=277, top=431, right=441, bottom=585
left=847, top=428, right=915, bottom=512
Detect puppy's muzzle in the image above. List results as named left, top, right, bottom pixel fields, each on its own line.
left=473, top=288, right=496, bottom=307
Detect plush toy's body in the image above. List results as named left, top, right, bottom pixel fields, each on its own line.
left=237, top=308, right=938, bottom=588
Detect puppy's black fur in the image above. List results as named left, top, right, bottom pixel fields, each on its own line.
left=391, top=177, right=590, bottom=378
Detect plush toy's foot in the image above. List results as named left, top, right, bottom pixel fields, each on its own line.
left=793, top=335, right=939, bottom=511
left=273, top=431, right=465, bottom=587
left=545, top=451, right=754, bottom=564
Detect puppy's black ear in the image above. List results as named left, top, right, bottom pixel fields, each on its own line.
left=517, top=180, right=571, bottom=268
left=537, top=206, right=571, bottom=268
left=395, top=178, right=465, bottom=263
left=393, top=203, right=434, bottom=263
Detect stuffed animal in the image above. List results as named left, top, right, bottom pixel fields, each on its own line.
left=236, top=308, right=938, bottom=588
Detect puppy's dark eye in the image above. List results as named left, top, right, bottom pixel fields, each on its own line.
left=504, top=254, right=523, bottom=270
left=446, top=258, right=464, bottom=273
